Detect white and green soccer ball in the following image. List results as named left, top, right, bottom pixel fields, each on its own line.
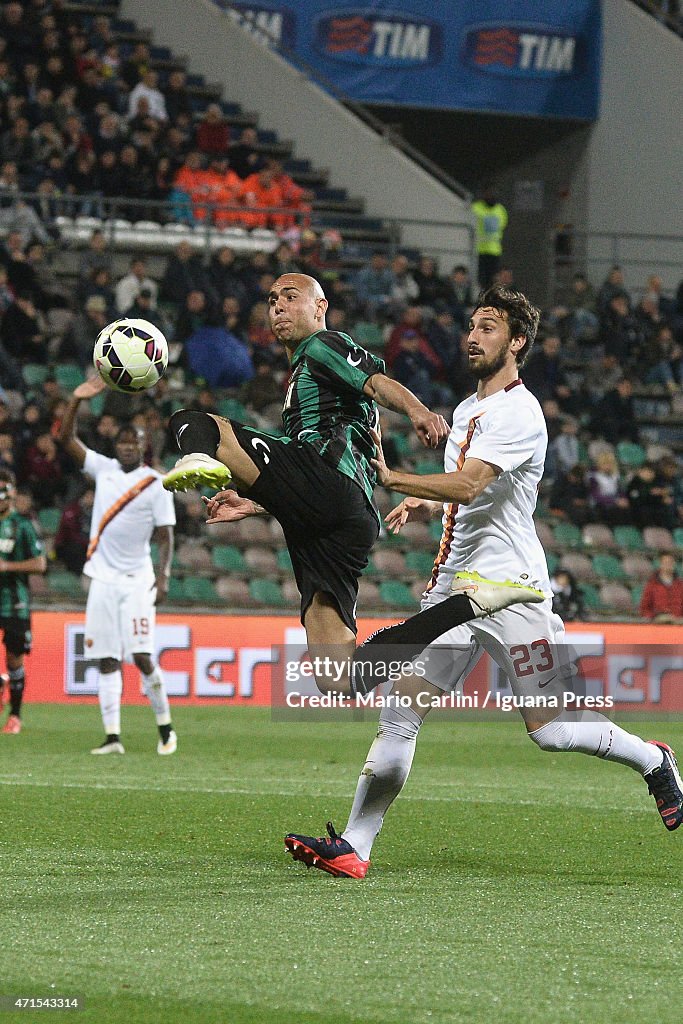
left=93, top=318, right=168, bottom=393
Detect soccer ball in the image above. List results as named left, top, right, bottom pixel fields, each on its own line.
left=93, top=318, right=168, bottom=393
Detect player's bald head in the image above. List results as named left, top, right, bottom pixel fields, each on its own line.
left=273, top=273, right=326, bottom=301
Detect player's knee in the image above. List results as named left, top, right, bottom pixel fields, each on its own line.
left=134, top=654, right=154, bottom=676
left=377, top=703, right=423, bottom=743
left=100, top=657, right=120, bottom=674
left=168, top=409, right=221, bottom=456
left=527, top=714, right=576, bottom=753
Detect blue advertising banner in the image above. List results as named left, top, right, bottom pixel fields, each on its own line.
left=219, top=1, right=602, bottom=120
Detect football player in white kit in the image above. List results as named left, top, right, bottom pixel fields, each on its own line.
left=59, top=377, right=177, bottom=755
left=285, top=284, right=683, bottom=877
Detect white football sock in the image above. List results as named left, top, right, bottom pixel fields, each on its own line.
left=140, top=666, right=171, bottom=726
left=98, top=669, right=122, bottom=735
left=529, top=711, right=664, bottom=774
left=343, top=702, right=422, bottom=861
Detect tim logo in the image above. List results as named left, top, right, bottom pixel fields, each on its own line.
left=219, top=2, right=296, bottom=49
left=315, top=10, right=441, bottom=67
left=462, top=24, right=583, bottom=77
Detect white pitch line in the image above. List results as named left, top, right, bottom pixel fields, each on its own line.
left=0, top=774, right=650, bottom=812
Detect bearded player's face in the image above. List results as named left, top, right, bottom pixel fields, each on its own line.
left=467, top=307, right=520, bottom=380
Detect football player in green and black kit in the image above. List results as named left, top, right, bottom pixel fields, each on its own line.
left=0, top=469, right=47, bottom=734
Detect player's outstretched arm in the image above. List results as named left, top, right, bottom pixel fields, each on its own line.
left=203, top=490, right=268, bottom=524
left=384, top=497, right=442, bottom=534
left=371, top=428, right=499, bottom=505
left=363, top=373, right=449, bottom=448
left=58, top=377, right=107, bottom=468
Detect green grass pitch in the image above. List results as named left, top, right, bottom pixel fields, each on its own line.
left=0, top=705, right=681, bottom=1024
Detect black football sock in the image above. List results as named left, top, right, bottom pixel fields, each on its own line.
left=105, top=733, right=120, bottom=743
left=351, top=594, right=475, bottom=695
left=8, top=667, right=25, bottom=717
left=158, top=723, right=172, bottom=743
left=169, top=410, right=221, bottom=457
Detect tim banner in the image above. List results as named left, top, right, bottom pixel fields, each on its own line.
left=16, top=612, right=683, bottom=714
left=218, top=0, right=602, bottom=120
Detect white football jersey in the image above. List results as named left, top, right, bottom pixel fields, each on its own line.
left=83, top=449, right=175, bottom=583
left=429, top=379, right=551, bottom=595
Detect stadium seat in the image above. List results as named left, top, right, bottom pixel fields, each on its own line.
left=276, top=548, right=293, bottom=573
left=167, top=578, right=186, bottom=602
left=249, top=578, right=285, bottom=606
left=244, top=546, right=279, bottom=574
left=429, top=520, right=444, bottom=543
left=534, top=521, right=555, bottom=549
left=211, top=544, right=247, bottom=572
left=582, top=524, right=615, bottom=549
left=558, top=553, right=594, bottom=581
left=48, top=571, right=84, bottom=600
left=598, top=583, right=634, bottom=614
left=546, top=552, right=559, bottom=576
left=352, top=321, right=384, bottom=352
left=580, top=583, right=600, bottom=610
left=217, top=397, right=248, bottom=420
left=643, top=527, right=674, bottom=552
left=621, top=554, right=653, bottom=579
left=613, top=525, right=645, bottom=551
left=410, top=579, right=427, bottom=602
left=176, top=541, right=213, bottom=570
left=183, top=577, right=220, bottom=604
left=370, top=549, right=406, bottom=578
left=674, top=528, right=683, bottom=549
left=215, top=577, right=252, bottom=605
left=631, top=582, right=644, bottom=607
left=592, top=553, right=626, bottom=580
left=404, top=550, right=435, bottom=577
left=413, top=457, right=441, bottom=475
left=379, top=580, right=415, bottom=609
left=281, top=579, right=301, bottom=606
left=357, top=579, right=381, bottom=610
left=398, top=521, right=432, bottom=549
left=231, top=518, right=273, bottom=545
left=54, top=364, right=86, bottom=390
left=22, top=364, right=49, bottom=388
left=616, top=441, right=647, bottom=469
left=552, top=522, right=583, bottom=549
left=38, top=507, right=61, bottom=534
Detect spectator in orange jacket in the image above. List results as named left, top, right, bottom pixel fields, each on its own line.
left=639, top=553, right=683, bottom=622
left=240, top=163, right=285, bottom=229
left=174, top=150, right=211, bottom=221
left=206, top=156, right=245, bottom=226
left=267, top=157, right=312, bottom=229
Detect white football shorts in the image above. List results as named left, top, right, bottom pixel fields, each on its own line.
left=84, top=576, right=157, bottom=661
left=418, top=572, right=571, bottom=700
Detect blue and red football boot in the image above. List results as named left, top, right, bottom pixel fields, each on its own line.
left=645, top=741, right=683, bottom=831
left=284, top=821, right=369, bottom=878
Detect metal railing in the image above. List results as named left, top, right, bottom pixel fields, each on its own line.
left=549, top=226, right=683, bottom=301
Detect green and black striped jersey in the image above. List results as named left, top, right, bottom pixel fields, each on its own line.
left=282, top=330, right=386, bottom=509
left=0, top=511, right=43, bottom=620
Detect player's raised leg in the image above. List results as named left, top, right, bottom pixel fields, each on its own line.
left=163, top=411, right=259, bottom=493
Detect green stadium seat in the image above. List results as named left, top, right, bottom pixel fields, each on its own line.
left=616, top=441, right=646, bottom=469
left=217, top=398, right=248, bottom=420
left=613, top=525, right=645, bottom=551
left=552, top=522, right=583, bottom=549
left=391, top=433, right=411, bottom=458
left=276, top=548, right=293, bottom=573
left=631, top=582, right=644, bottom=608
left=580, top=583, right=600, bottom=610
left=54, top=363, right=85, bottom=390
left=183, top=577, right=220, bottom=604
left=47, top=571, right=83, bottom=600
left=592, top=554, right=626, bottom=580
left=167, top=578, right=185, bottom=602
left=413, top=458, right=441, bottom=475
left=23, top=364, right=49, bottom=388
left=404, top=551, right=435, bottom=576
left=546, top=552, right=559, bottom=576
left=89, top=392, right=106, bottom=418
left=212, top=545, right=247, bottom=572
left=379, top=580, right=415, bottom=608
left=674, top=528, right=683, bottom=549
left=429, top=520, right=444, bottom=543
left=38, top=507, right=61, bottom=534
left=352, top=321, right=384, bottom=351
left=249, top=578, right=285, bottom=606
